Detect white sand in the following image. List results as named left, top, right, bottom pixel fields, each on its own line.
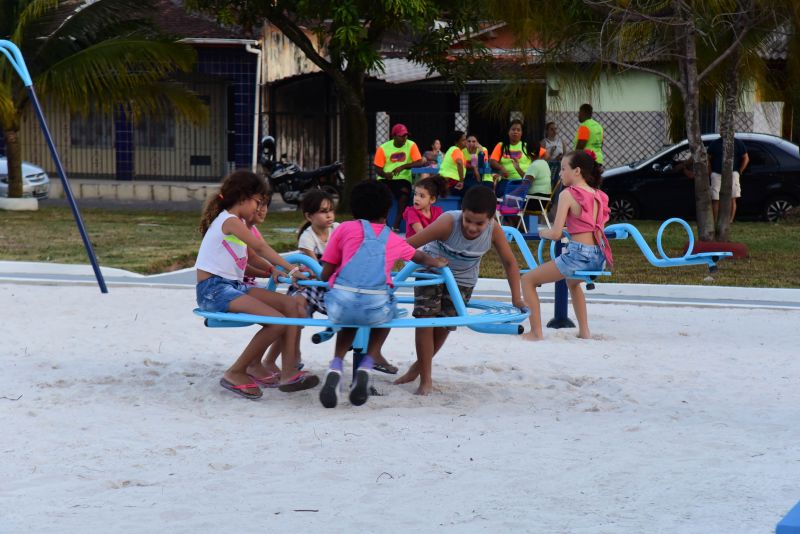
left=1, top=283, right=799, bottom=533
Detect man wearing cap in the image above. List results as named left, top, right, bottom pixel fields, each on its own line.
left=374, top=123, right=425, bottom=231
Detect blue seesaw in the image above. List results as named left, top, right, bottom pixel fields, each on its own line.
left=778, top=500, right=800, bottom=533
left=504, top=218, right=732, bottom=291
left=194, top=253, right=529, bottom=390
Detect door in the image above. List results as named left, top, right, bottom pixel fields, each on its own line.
left=634, top=146, right=697, bottom=219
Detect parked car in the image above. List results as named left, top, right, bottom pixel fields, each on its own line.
left=601, top=133, right=799, bottom=222
left=0, top=157, right=51, bottom=198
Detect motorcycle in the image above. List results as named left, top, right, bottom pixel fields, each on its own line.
left=260, top=136, right=344, bottom=206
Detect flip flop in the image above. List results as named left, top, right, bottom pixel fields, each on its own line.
left=219, top=378, right=262, bottom=400
left=278, top=371, right=320, bottom=392
left=372, top=362, right=398, bottom=375
left=249, top=372, right=281, bottom=388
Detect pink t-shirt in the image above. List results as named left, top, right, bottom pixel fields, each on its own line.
left=402, top=205, right=443, bottom=238
left=321, top=220, right=416, bottom=287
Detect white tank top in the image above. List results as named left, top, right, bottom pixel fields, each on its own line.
left=195, top=210, right=248, bottom=281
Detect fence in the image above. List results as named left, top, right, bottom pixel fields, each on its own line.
left=262, top=111, right=343, bottom=172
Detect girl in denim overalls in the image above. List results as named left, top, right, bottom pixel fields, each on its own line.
left=521, top=150, right=613, bottom=341
left=318, top=181, right=446, bottom=408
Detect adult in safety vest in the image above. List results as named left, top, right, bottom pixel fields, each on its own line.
left=573, top=103, right=605, bottom=167
left=438, top=131, right=467, bottom=195
left=373, top=123, right=424, bottom=231
left=462, top=134, right=490, bottom=193
left=490, top=119, right=542, bottom=196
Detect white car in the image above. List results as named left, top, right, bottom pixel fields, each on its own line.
left=0, top=157, right=51, bottom=198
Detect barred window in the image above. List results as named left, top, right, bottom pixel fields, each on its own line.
left=135, top=112, right=176, bottom=149
left=70, top=110, right=113, bottom=148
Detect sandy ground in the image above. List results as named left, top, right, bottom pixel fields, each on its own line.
left=1, top=283, right=799, bottom=533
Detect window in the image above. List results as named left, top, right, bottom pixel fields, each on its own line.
left=70, top=110, right=113, bottom=148
left=743, top=143, right=776, bottom=169
left=135, top=111, right=176, bottom=149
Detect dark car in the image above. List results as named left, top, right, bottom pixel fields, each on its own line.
left=601, top=133, right=799, bottom=222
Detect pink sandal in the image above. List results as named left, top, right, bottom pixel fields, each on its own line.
left=219, top=378, right=262, bottom=400
left=278, top=371, right=320, bottom=392
left=249, top=372, right=281, bottom=388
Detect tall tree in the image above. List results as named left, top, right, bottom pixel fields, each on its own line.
left=189, top=0, right=488, bottom=206
left=489, top=0, right=787, bottom=241
left=1, top=0, right=207, bottom=198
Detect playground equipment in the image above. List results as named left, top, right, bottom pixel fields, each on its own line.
left=0, top=40, right=107, bottom=293
left=503, top=218, right=732, bottom=327
left=195, top=253, right=529, bottom=398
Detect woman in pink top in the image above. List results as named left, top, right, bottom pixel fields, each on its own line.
left=521, top=150, right=612, bottom=341
left=403, top=175, right=447, bottom=238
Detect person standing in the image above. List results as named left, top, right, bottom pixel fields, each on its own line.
left=573, top=104, right=605, bottom=169
left=707, top=135, right=749, bottom=224
left=542, top=122, right=567, bottom=162
left=374, top=123, right=425, bottom=231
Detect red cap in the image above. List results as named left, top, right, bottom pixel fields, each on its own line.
left=391, top=124, right=409, bottom=137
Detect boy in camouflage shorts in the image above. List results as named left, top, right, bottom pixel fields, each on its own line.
left=396, top=187, right=525, bottom=395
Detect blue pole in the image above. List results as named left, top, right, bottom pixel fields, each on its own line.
left=547, top=239, right=575, bottom=329
left=1, top=40, right=107, bottom=293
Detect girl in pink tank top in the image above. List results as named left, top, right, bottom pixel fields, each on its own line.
left=520, top=150, right=612, bottom=341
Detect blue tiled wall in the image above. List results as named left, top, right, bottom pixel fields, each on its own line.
left=196, top=47, right=257, bottom=169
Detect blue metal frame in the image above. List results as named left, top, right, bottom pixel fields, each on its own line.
left=0, top=40, right=108, bottom=293
left=195, top=255, right=528, bottom=351
left=504, top=219, right=732, bottom=327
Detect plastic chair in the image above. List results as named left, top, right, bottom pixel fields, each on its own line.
left=524, top=178, right=562, bottom=230
left=495, top=179, right=531, bottom=232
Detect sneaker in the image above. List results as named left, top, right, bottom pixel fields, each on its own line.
left=319, top=369, right=341, bottom=409
left=349, top=368, right=370, bottom=406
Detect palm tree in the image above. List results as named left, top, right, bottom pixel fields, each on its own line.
left=1, top=0, right=207, bottom=198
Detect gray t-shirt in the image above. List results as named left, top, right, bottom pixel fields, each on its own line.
left=422, top=210, right=493, bottom=287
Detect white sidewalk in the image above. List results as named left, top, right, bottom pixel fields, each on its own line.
left=2, top=260, right=799, bottom=310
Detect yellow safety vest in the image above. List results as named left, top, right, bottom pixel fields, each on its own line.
left=438, top=146, right=464, bottom=181
left=378, top=139, right=416, bottom=183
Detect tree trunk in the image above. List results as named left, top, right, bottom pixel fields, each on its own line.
left=334, top=69, right=368, bottom=213
left=3, top=126, right=24, bottom=198
left=681, top=16, right=714, bottom=241
left=715, top=49, right=741, bottom=241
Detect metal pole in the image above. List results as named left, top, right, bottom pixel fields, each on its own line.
left=0, top=40, right=107, bottom=293
left=547, top=239, right=574, bottom=329
left=27, top=88, right=108, bottom=293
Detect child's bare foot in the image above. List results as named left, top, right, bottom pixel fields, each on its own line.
left=258, top=361, right=281, bottom=375
left=414, top=382, right=434, bottom=396
left=247, top=362, right=277, bottom=379
left=521, top=332, right=544, bottom=341
left=394, top=368, right=419, bottom=385
left=577, top=331, right=591, bottom=339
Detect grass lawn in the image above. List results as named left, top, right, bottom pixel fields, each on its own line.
left=1, top=206, right=798, bottom=287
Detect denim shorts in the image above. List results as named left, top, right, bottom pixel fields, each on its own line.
left=196, top=275, right=251, bottom=312
left=326, top=288, right=397, bottom=326
left=554, top=241, right=606, bottom=277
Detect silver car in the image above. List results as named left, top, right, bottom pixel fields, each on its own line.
left=0, top=157, right=51, bottom=198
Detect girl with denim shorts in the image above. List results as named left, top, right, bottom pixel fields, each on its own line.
left=316, top=180, right=446, bottom=408
left=521, top=150, right=613, bottom=341
left=195, top=170, right=319, bottom=399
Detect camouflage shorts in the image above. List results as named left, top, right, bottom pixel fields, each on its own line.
left=413, top=283, right=474, bottom=329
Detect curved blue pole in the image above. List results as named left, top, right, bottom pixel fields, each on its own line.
left=1, top=40, right=107, bottom=293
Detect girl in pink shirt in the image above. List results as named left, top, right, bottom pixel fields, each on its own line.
left=521, top=150, right=612, bottom=341
left=403, top=175, right=447, bottom=238
left=319, top=180, right=446, bottom=408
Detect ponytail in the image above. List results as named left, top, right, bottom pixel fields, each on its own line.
left=199, top=170, right=268, bottom=235
left=564, top=150, right=603, bottom=188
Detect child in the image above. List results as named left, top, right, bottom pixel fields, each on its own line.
left=403, top=175, right=447, bottom=238
left=258, top=190, right=338, bottom=383
left=297, top=189, right=339, bottom=261
left=318, top=181, right=447, bottom=408
left=195, top=170, right=319, bottom=399
left=520, top=150, right=612, bottom=341
left=396, top=186, right=526, bottom=395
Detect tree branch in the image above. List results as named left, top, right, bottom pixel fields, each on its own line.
left=698, top=23, right=751, bottom=81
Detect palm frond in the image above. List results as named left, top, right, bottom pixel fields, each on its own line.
left=10, top=0, right=60, bottom=45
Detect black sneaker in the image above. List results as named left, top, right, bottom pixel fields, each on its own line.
left=349, top=368, right=370, bottom=406
left=319, top=369, right=341, bottom=409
